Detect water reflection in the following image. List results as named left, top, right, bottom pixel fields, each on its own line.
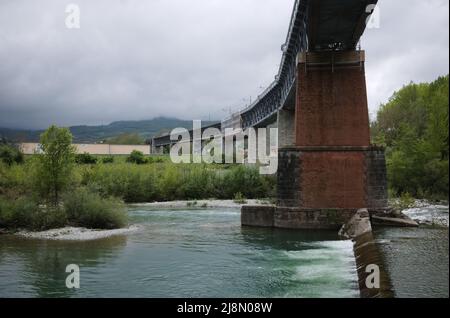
left=0, top=235, right=127, bottom=297
left=373, top=226, right=449, bottom=298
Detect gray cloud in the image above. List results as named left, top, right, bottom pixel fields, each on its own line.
left=0, top=0, right=448, bottom=129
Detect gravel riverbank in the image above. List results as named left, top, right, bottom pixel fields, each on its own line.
left=129, top=199, right=271, bottom=209
left=15, top=225, right=140, bottom=241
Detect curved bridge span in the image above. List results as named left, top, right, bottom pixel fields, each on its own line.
left=239, top=0, right=378, bottom=130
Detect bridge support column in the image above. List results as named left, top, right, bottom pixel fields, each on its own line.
left=243, top=50, right=389, bottom=230
left=277, top=109, right=295, bottom=147
left=274, top=50, right=388, bottom=229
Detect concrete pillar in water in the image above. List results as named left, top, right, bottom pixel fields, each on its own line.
left=275, top=50, right=389, bottom=229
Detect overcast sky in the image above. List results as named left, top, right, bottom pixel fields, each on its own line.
left=0, top=0, right=448, bottom=129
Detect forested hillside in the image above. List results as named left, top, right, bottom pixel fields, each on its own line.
left=0, top=117, right=218, bottom=144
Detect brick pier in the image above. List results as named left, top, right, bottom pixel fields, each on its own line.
left=242, top=50, right=389, bottom=229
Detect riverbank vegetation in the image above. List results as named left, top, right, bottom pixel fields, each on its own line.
left=371, top=75, right=449, bottom=201
left=0, top=126, right=129, bottom=231
left=0, top=127, right=275, bottom=232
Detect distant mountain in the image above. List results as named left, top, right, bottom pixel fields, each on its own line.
left=0, top=117, right=219, bottom=143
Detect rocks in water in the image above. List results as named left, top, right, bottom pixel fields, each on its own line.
left=339, top=209, right=372, bottom=239
left=371, top=215, right=419, bottom=227
left=370, top=208, right=419, bottom=227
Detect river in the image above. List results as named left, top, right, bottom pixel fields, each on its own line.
left=373, top=205, right=449, bottom=298
left=0, top=205, right=448, bottom=298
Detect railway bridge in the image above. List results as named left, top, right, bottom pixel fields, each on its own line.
left=153, top=0, right=388, bottom=229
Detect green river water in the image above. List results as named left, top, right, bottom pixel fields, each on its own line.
left=0, top=205, right=448, bottom=298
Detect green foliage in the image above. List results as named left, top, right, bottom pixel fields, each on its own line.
left=77, top=162, right=275, bottom=203
left=391, top=192, right=416, bottom=211
left=126, top=150, right=148, bottom=164
left=233, top=192, right=247, bottom=204
left=0, top=162, right=32, bottom=198
left=0, top=196, right=37, bottom=229
left=101, top=156, right=115, bottom=164
left=0, top=196, right=66, bottom=231
left=33, top=125, right=76, bottom=205
left=217, top=165, right=274, bottom=199
left=79, top=163, right=158, bottom=203
left=0, top=144, right=24, bottom=166
left=371, top=75, right=449, bottom=199
left=75, top=152, right=98, bottom=165
left=63, top=188, right=127, bottom=229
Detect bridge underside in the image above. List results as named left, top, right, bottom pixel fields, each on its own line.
left=307, top=0, right=378, bottom=51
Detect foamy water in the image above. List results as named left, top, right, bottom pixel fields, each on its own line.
left=403, top=204, right=449, bottom=227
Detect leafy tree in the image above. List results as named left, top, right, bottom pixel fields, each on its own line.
left=371, top=75, right=449, bottom=199
left=33, top=125, right=76, bottom=205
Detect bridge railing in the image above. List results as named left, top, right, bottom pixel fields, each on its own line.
left=240, top=0, right=308, bottom=129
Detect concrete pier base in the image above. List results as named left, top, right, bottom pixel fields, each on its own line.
left=274, top=207, right=356, bottom=230
left=241, top=205, right=275, bottom=227
left=242, top=206, right=357, bottom=230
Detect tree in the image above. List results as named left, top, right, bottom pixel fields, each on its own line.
left=34, top=125, right=76, bottom=205
left=0, top=144, right=24, bottom=166
left=371, top=75, right=449, bottom=199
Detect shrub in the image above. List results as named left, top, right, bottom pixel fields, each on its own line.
left=101, top=156, right=114, bottom=164
left=0, top=196, right=66, bottom=231
left=0, top=162, right=32, bottom=198
left=233, top=192, right=247, bottom=204
left=75, top=152, right=98, bottom=164
left=158, top=164, right=184, bottom=200
left=217, top=165, right=272, bottom=199
left=31, top=205, right=67, bottom=231
left=79, top=163, right=157, bottom=202
left=0, top=144, right=24, bottom=166
left=76, top=161, right=276, bottom=203
left=0, top=196, right=36, bottom=229
left=63, top=188, right=127, bottom=229
left=126, top=150, right=147, bottom=164
left=391, top=192, right=416, bottom=211
left=179, top=165, right=214, bottom=200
